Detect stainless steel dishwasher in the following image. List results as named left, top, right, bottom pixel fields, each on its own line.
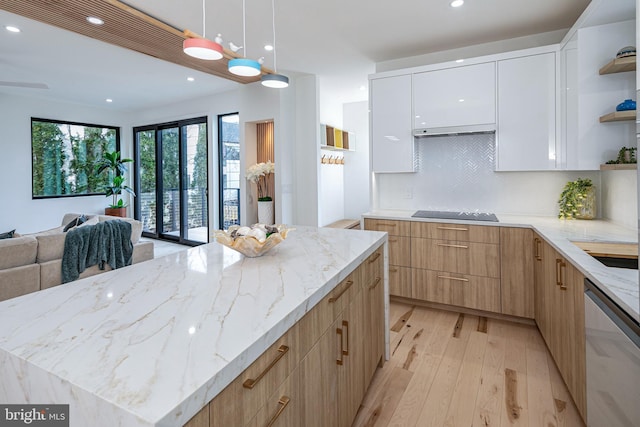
left=584, top=278, right=640, bottom=427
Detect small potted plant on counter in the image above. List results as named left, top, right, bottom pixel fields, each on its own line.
left=97, top=150, right=135, bottom=217
left=558, top=178, right=596, bottom=220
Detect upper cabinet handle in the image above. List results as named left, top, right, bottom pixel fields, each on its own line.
left=243, top=345, right=289, bottom=389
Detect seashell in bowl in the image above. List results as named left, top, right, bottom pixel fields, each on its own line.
left=213, top=224, right=292, bottom=257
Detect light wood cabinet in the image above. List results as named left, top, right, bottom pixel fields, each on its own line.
left=364, top=219, right=411, bottom=297
left=184, top=248, right=385, bottom=427
left=500, top=227, right=534, bottom=318
left=411, top=238, right=500, bottom=278
left=533, top=236, right=586, bottom=421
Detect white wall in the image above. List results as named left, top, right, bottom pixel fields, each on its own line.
left=601, top=169, right=638, bottom=228
left=343, top=101, right=370, bottom=219
left=0, top=93, right=130, bottom=233
left=374, top=134, right=601, bottom=216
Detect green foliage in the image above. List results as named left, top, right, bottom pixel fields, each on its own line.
left=97, top=150, right=135, bottom=208
left=605, top=146, right=637, bottom=164
left=558, top=178, right=593, bottom=219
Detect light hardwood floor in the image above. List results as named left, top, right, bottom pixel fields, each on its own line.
left=352, top=301, right=585, bottom=427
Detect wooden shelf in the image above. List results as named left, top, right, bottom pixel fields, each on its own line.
left=599, top=56, right=636, bottom=75
left=321, top=145, right=353, bottom=152
left=600, top=163, right=637, bottom=170
left=599, top=110, right=636, bottom=122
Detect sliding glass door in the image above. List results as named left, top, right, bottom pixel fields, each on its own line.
left=134, top=117, right=208, bottom=245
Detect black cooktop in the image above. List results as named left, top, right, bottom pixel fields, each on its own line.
left=412, top=210, right=499, bottom=222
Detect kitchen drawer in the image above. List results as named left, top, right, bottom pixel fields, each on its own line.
left=411, top=238, right=500, bottom=278
left=326, top=268, right=362, bottom=322
left=389, top=266, right=411, bottom=298
left=410, top=221, right=499, bottom=244
left=211, top=327, right=299, bottom=426
left=363, top=247, right=383, bottom=290
left=245, top=369, right=300, bottom=427
left=388, top=236, right=410, bottom=267
left=412, top=269, right=501, bottom=313
left=364, top=218, right=411, bottom=237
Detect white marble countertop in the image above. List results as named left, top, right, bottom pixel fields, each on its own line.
left=363, top=210, right=639, bottom=321
left=0, top=226, right=387, bottom=427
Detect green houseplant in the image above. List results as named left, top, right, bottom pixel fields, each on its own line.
left=558, top=178, right=595, bottom=220
left=96, top=151, right=135, bottom=217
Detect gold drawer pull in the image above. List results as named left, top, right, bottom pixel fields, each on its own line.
left=369, top=252, right=381, bottom=263
left=336, top=328, right=344, bottom=365
left=368, top=277, right=382, bottom=290
left=437, top=275, right=469, bottom=282
left=389, top=267, right=398, bottom=273
left=243, top=345, right=289, bottom=389
left=555, top=259, right=562, bottom=287
left=266, top=396, right=291, bottom=427
left=389, top=238, right=398, bottom=243
left=437, top=243, right=469, bottom=249
left=534, top=238, right=542, bottom=261
left=342, top=320, right=349, bottom=356
left=328, top=280, right=354, bottom=303
left=437, top=226, right=468, bottom=231
left=378, top=222, right=397, bottom=227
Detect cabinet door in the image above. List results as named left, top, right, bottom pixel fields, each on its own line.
left=496, top=52, right=557, bottom=171
left=371, top=75, right=415, bottom=172
left=413, top=62, right=496, bottom=129
left=500, top=227, right=534, bottom=318
left=533, top=234, right=547, bottom=336
left=411, top=238, right=500, bottom=278
left=245, top=370, right=300, bottom=427
left=389, top=266, right=412, bottom=298
left=363, top=257, right=385, bottom=385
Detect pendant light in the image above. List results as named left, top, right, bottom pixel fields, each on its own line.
left=261, top=0, right=289, bottom=88
left=228, top=0, right=261, bottom=76
left=183, top=0, right=223, bottom=60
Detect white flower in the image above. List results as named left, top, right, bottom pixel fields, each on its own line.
left=245, top=161, right=275, bottom=199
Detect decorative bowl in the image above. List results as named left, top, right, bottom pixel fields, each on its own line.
left=616, top=99, right=636, bottom=111
left=213, top=225, right=292, bottom=258
left=616, top=45, right=636, bottom=58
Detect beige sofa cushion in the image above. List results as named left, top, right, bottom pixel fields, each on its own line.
left=0, top=236, right=38, bottom=269
left=34, top=228, right=66, bottom=263
left=0, top=264, right=40, bottom=302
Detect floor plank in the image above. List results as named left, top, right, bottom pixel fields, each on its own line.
left=354, top=303, right=585, bottom=427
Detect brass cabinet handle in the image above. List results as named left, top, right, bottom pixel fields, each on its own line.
left=389, top=238, right=398, bottom=243
left=328, top=280, right=353, bottom=303
left=342, top=320, right=349, bottom=356
left=336, top=328, right=344, bottom=365
left=369, top=252, right=381, bottom=263
left=437, top=243, right=469, bottom=249
left=534, top=238, right=542, bottom=261
left=243, top=345, right=289, bottom=389
left=559, top=261, right=567, bottom=290
left=378, top=222, right=397, bottom=227
left=437, top=275, right=469, bottom=282
left=555, top=259, right=562, bottom=287
left=389, top=267, right=398, bottom=273
left=265, top=396, right=291, bottom=427
left=437, top=226, right=469, bottom=231
left=368, top=277, right=382, bottom=290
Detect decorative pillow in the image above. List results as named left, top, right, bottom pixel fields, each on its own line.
left=63, top=215, right=88, bottom=232
left=77, top=216, right=99, bottom=228
left=0, top=229, right=15, bottom=239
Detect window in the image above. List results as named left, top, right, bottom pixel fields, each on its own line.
left=219, top=113, right=240, bottom=229
left=31, top=118, right=119, bottom=198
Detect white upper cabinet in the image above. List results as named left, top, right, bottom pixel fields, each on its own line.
left=496, top=52, right=557, bottom=171
left=412, top=62, right=496, bottom=131
left=370, top=75, right=415, bottom=173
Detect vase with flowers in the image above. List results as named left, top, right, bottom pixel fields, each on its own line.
left=246, top=161, right=275, bottom=224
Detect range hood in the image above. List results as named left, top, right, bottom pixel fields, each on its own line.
left=413, top=123, right=495, bottom=137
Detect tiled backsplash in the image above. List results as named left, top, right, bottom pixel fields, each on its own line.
left=375, top=133, right=606, bottom=217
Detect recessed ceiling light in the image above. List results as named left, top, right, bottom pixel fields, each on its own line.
left=187, top=77, right=195, bottom=82
left=264, top=44, right=274, bottom=51
left=456, top=59, right=464, bottom=63
left=458, top=99, right=465, bottom=102
left=450, top=0, right=464, bottom=7
left=5, top=25, right=20, bottom=33
left=86, top=16, right=104, bottom=25
left=105, top=98, right=113, bottom=103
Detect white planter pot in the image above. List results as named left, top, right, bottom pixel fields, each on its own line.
left=258, top=200, right=274, bottom=224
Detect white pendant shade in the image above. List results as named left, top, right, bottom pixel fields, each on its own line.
left=183, top=37, right=223, bottom=60
left=228, top=58, right=261, bottom=76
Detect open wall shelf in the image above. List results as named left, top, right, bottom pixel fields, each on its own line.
left=599, top=110, right=636, bottom=122
left=320, top=124, right=355, bottom=151
left=599, top=56, right=636, bottom=75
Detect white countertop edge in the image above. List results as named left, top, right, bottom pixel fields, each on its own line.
left=362, top=210, right=639, bottom=321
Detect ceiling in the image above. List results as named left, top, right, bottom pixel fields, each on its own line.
left=0, top=0, right=592, bottom=111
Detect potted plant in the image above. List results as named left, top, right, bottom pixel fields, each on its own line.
left=96, top=150, right=135, bottom=217
left=246, top=161, right=275, bottom=224
left=558, top=178, right=596, bottom=220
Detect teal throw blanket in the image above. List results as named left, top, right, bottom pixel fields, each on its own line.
left=61, top=220, right=133, bottom=284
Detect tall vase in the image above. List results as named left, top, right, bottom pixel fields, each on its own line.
left=576, top=186, right=596, bottom=220
left=258, top=200, right=274, bottom=225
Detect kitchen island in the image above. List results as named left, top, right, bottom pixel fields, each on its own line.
left=0, top=226, right=387, bottom=426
